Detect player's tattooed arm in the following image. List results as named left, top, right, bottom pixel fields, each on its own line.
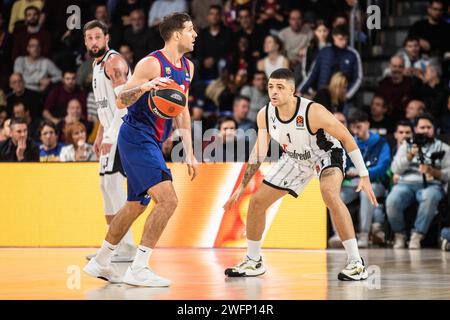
left=241, top=148, right=263, bottom=188
left=117, top=85, right=144, bottom=107
left=105, top=54, right=129, bottom=88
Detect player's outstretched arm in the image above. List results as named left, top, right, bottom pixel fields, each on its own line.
left=223, top=108, right=270, bottom=211
left=115, top=56, right=169, bottom=109
left=308, top=103, right=378, bottom=206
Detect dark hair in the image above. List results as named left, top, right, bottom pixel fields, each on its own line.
left=83, top=20, right=109, bottom=36
left=372, top=94, right=386, bottom=106
left=332, top=25, right=349, bottom=37
left=10, top=117, right=27, bottom=127
left=13, top=101, right=29, bottom=112
left=348, top=109, right=369, bottom=124
left=217, top=116, right=237, bottom=130
left=63, top=70, right=76, bottom=76
left=265, top=34, right=284, bottom=52
left=233, top=95, right=250, bottom=106
left=429, top=0, right=444, bottom=6
left=209, top=5, right=222, bottom=13
left=269, top=68, right=295, bottom=83
left=25, top=5, right=40, bottom=15
left=395, top=120, right=414, bottom=132
left=403, top=35, right=420, bottom=46
left=414, top=112, right=435, bottom=127
left=253, top=70, right=266, bottom=79
left=159, top=12, right=192, bottom=41
left=39, top=119, right=58, bottom=136
left=238, top=8, right=252, bottom=17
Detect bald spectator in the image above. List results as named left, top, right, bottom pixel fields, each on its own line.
left=13, top=37, right=62, bottom=92
left=0, top=117, right=39, bottom=162
left=240, top=71, right=269, bottom=122
left=43, top=71, right=87, bottom=124
left=278, top=9, right=314, bottom=65
left=11, top=6, right=51, bottom=61
left=123, top=9, right=163, bottom=61
left=6, top=73, right=43, bottom=118
left=405, top=100, right=426, bottom=124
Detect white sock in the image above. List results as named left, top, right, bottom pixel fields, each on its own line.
left=131, top=245, right=152, bottom=270
left=121, top=229, right=134, bottom=247
left=247, top=239, right=262, bottom=261
left=95, top=240, right=117, bottom=267
left=342, top=238, right=362, bottom=263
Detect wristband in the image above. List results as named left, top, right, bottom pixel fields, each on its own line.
left=348, top=149, right=369, bottom=177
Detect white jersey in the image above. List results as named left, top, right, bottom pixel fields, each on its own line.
left=92, top=49, right=131, bottom=142
left=266, top=96, right=343, bottom=168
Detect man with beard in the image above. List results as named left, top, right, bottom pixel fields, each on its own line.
left=83, top=20, right=136, bottom=262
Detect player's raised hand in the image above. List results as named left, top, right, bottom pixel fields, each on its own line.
left=356, top=176, right=379, bottom=207
left=223, top=185, right=245, bottom=211
left=140, top=77, right=172, bottom=92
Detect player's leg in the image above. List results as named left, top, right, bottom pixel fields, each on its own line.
left=225, top=183, right=288, bottom=277
left=319, top=167, right=368, bottom=281
left=123, top=179, right=177, bottom=287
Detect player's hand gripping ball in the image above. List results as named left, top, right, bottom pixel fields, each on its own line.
left=148, top=81, right=186, bottom=119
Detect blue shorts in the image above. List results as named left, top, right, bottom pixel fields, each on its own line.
left=118, top=122, right=172, bottom=205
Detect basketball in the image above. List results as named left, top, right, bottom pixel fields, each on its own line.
left=148, top=81, right=187, bottom=119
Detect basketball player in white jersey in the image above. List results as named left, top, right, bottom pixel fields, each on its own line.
left=83, top=20, right=136, bottom=262
left=224, top=69, right=378, bottom=281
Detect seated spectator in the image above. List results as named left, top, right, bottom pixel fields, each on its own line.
left=196, top=5, right=232, bottom=80
left=384, top=35, right=429, bottom=80
left=191, top=0, right=222, bottom=30
left=60, top=121, right=96, bottom=162
left=13, top=37, right=62, bottom=93
left=232, top=95, right=256, bottom=131
left=0, top=106, right=6, bottom=126
left=234, top=8, right=268, bottom=60
left=417, top=59, right=449, bottom=118
left=57, top=98, right=93, bottom=143
left=228, top=35, right=255, bottom=85
left=8, top=0, right=44, bottom=34
left=405, top=99, right=426, bottom=125
left=408, top=0, right=450, bottom=56
left=278, top=9, right=313, bottom=66
left=112, top=0, right=148, bottom=27
left=75, top=51, right=94, bottom=91
left=38, top=120, right=64, bottom=162
left=11, top=5, right=51, bottom=61
left=313, top=72, right=348, bottom=114
left=11, top=101, right=41, bottom=142
left=386, top=113, right=450, bottom=249
left=376, top=55, right=418, bottom=121
left=240, top=71, right=269, bottom=122
left=6, top=73, right=43, bottom=118
left=0, top=117, right=39, bottom=162
left=256, top=35, right=289, bottom=79
left=299, top=25, right=362, bottom=100
left=0, top=118, right=11, bottom=142
left=123, top=9, right=163, bottom=62
left=0, top=11, right=12, bottom=91
left=329, top=110, right=391, bottom=248
left=148, top=0, right=188, bottom=27
left=391, top=120, right=414, bottom=157
left=255, top=0, right=285, bottom=32
left=43, top=70, right=87, bottom=124
left=369, top=95, right=394, bottom=136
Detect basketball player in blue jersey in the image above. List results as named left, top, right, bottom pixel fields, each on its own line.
left=84, top=13, right=197, bottom=287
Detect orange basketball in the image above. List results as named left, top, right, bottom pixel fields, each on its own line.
left=148, top=81, right=186, bottom=119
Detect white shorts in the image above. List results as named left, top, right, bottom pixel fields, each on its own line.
left=263, top=148, right=345, bottom=197
left=99, top=141, right=125, bottom=176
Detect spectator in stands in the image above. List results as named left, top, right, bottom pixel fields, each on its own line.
left=94, top=4, right=122, bottom=50
left=299, top=25, right=362, bottom=100
left=408, top=0, right=450, bottom=56
left=0, top=118, right=10, bottom=142
left=386, top=113, right=450, bottom=249
left=278, top=9, right=313, bottom=66
left=43, top=70, right=87, bottom=125
left=57, top=98, right=93, bottom=143
left=228, top=35, right=255, bottom=84
left=38, top=120, right=64, bottom=162
left=405, top=99, right=426, bottom=125
left=376, top=55, right=418, bottom=121
left=75, top=51, right=94, bottom=91
left=369, top=94, right=394, bottom=136
left=196, top=5, right=233, bottom=80
left=191, top=0, right=222, bottom=30
left=0, top=11, right=12, bottom=91
left=13, top=37, right=62, bottom=93
left=417, top=59, right=449, bottom=118
left=11, top=6, right=51, bottom=61
left=119, top=44, right=135, bottom=71
left=8, top=0, right=44, bottom=34
left=60, top=121, right=96, bottom=162
left=0, top=117, right=39, bottom=162
left=123, top=9, right=163, bottom=62
left=240, top=71, right=269, bottom=122
left=331, top=12, right=349, bottom=28
left=255, top=0, right=285, bottom=32
left=232, top=95, right=255, bottom=131
left=148, top=0, right=188, bottom=27
left=391, top=120, right=414, bottom=157
left=257, top=35, right=289, bottom=79
left=11, top=101, right=40, bottom=142
left=313, top=71, right=348, bottom=114
left=112, top=0, right=148, bottom=27
left=0, top=106, right=6, bottom=126
left=329, top=110, right=391, bottom=248
left=6, top=73, right=43, bottom=118
left=234, top=8, right=268, bottom=60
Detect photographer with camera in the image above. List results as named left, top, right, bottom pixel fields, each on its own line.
left=386, top=113, right=450, bottom=249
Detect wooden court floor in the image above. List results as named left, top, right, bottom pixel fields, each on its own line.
left=0, top=248, right=449, bottom=300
